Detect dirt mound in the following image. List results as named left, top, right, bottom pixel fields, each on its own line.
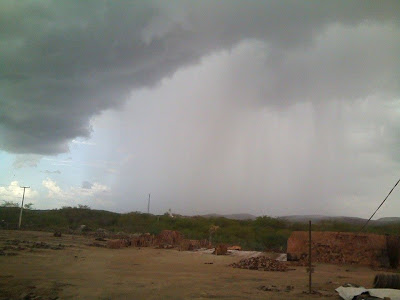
left=230, top=256, right=288, bottom=272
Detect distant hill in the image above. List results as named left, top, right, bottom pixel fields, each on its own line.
left=278, top=215, right=368, bottom=225
left=200, top=213, right=257, bottom=220
left=376, top=217, right=400, bottom=224
left=279, top=215, right=400, bottom=225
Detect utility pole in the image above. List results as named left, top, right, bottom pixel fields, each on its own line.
left=147, top=193, right=151, bottom=214
left=18, top=186, right=30, bottom=229
left=308, top=220, right=313, bottom=294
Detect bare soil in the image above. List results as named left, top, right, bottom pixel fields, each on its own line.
left=0, top=230, right=393, bottom=299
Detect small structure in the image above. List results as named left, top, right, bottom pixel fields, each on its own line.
left=213, top=244, right=228, bottom=255
left=131, top=233, right=155, bottom=247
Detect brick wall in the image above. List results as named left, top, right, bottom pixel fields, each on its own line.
left=287, top=231, right=390, bottom=267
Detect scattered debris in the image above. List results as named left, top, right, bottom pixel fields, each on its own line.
left=0, top=250, right=18, bottom=256
left=179, top=239, right=209, bottom=251
left=157, top=244, right=174, bottom=249
left=95, top=228, right=109, bottom=238
left=106, top=239, right=130, bottom=249
left=3, top=240, right=65, bottom=251
left=88, top=242, right=106, bottom=248
left=227, top=245, right=242, bottom=251
left=76, top=224, right=87, bottom=234
left=302, top=290, right=323, bottom=296
left=19, top=292, right=59, bottom=300
left=276, top=253, right=287, bottom=261
left=257, top=285, right=280, bottom=292
left=336, top=284, right=400, bottom=300
left=285, top=285, right=294, bottom=292
left=230, top=256, right=288, bottom=272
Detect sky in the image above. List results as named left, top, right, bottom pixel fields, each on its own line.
left=1, top=1, right=400, bottom=218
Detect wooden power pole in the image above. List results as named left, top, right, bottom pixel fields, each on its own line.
left=18, top=186, right=30, bottom=229
left=308, top=220, right=312, bottom=294
left=147, top=193, right=151, bottom=214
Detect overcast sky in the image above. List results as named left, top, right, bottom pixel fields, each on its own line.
left=1, top=1, right=400, bottom=218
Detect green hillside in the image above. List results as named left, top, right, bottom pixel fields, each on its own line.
left=1, top=206, right=399, bottom=251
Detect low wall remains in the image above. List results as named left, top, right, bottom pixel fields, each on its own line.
left=287, top=231, right=391, bottom=267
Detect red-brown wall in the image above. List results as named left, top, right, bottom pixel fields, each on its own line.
left=287, top=231, right=388, bottom=267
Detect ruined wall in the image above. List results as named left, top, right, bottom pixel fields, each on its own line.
left=287, top=231, right=389, bottom=267
left=156, top=230, right=184, bottom=247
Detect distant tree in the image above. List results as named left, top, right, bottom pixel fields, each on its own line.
left=209, top=225, right=220, bottom=244
left=77, top=204, right=91, bottom=210
left=24, top=203, right=34, bottom=209
left=1, top=200, right=19, bottom=207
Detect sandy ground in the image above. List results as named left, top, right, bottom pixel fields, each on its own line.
left=0, top=230, right=392, bottom=300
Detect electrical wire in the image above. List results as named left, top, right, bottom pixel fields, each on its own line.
left=359, top=177, right=400, bottom=232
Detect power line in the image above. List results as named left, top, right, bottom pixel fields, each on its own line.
left=359, top=178, right=400, bottom=232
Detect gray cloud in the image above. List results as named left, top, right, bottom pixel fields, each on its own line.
left=41, top=170, right=61, bottom=174
left=1, top=0, right=399, bottom=154
left=13, top=154, right=42, bottom=169
left=81, top=181, right=93, bottom=189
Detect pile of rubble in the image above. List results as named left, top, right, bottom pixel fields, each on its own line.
left=230, top=256, right=288, bottom=272
left=4, top=239, right=65, bottom=251
left=100, top=229, right=237, bottom=254
left=104, top=230, right=185, bottom=249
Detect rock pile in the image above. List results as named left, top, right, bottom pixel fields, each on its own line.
left=230, top=256, right=288, bottom=272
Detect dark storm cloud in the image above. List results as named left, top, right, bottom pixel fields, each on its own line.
left=0, top=0, right=399, bottom=154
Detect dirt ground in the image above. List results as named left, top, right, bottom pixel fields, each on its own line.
left=0, top=230, right=394, bottom=300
